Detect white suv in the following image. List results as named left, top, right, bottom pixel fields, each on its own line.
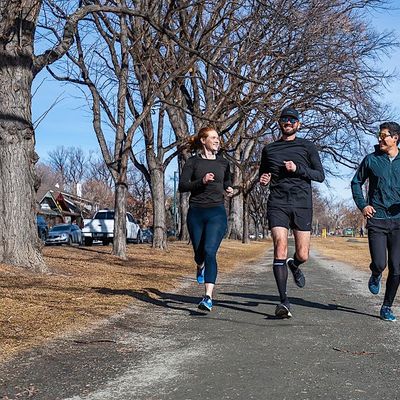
left=82, top=209, right=142, bottom=246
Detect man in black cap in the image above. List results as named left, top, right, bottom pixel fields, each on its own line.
left=259, top=107, right=325, bottom=318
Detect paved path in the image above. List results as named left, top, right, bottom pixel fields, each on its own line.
left=1, top=244, right=399, bottom=400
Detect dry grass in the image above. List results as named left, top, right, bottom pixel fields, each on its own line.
left=0, top=240, right=269, bottom=362
left=312, top=236, right=371, bottom=271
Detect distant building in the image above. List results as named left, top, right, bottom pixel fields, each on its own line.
left=36, top=186, right=98, bottom=228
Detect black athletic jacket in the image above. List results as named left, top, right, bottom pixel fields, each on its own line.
left=259, top=137, right=325, bottom=208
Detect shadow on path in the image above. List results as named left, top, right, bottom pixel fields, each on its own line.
left=92, top=287, right=379, bottom=320
left=221, top=291, right=379, bottom=320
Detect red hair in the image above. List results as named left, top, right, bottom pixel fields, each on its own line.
left=187, top=127, right=217, bottom=152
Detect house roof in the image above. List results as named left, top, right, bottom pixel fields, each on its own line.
left=37, top=186, right=98, bottom=218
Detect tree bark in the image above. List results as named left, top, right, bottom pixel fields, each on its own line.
left=227, top=162, right=243, bottom=240
left=178, top=192, right=190, bottom=242
left=242, top=192, right=250, bottom=244
left=113, top=182, right=128, bottom=258
left=150, top=166, right=167, bottom=249
left=0, top=1, right=46, bottom=271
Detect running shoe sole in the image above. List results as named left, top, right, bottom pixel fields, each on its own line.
left=380, top=315, right=397, bottom=322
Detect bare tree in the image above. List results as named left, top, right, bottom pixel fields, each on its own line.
left=35, top=161, right=63, bottom=191
left=42, top=1, right=175, bottom=258
left=44, top=1, right=248, bottom=249
left=0, top=0, right=196, bottom=269
left=82, top=179, right=114, bottom=211
left=47, top=146, right=88, bottom=193
left=165, top=0, right=396, bottom=241
left=127, top=165, right=152, bottom=225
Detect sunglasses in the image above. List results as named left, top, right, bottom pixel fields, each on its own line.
left=377, top=132, right=393, bottom=140
left=279, top=116, right=298, bottom=124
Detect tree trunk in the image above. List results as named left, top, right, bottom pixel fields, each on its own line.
left=242, top=192, right=250, bottom=244
left=227, top=163, right=243, bottom=240
left=228, top=191, right=243, bottom=240
left=0, top=1, right=46, bottom=271
left=113, top=182, right=127, bottom=258
left=151, top=167, right=167, bottom=249
left=179, top=192, right=190, bottom=242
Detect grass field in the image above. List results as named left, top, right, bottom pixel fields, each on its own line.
left=311, top=236, right=371, bottom=272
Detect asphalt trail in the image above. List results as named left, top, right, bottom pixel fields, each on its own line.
left=1, top=244, right=399, bottom=400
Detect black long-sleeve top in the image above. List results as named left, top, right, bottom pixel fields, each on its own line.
left=179, top=154, right=232, bottom=207
left=258, top=137, right=325, bottom=208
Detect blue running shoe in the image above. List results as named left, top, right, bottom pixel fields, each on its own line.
left=196, top=265, right=205, bottom=284
left=380, top=305, right=397, bottom=322
left=368, top=273, right=382, bottom=295
left=198, top=295, right=212, bottom=312
left=275, top=303, right=292, bottom=318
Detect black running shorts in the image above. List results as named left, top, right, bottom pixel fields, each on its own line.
left=267, top=207, right=312, bottom=231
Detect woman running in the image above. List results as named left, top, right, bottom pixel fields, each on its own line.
left=179, top=127, right=233, bottom=311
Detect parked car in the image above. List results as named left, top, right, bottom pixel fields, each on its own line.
left=142, top=228, right=153, bottom=243
left=45, top=223, right=83, bottom=246
left=82, top=210, right=142, bottom=246
left=343, top=228, right=354, bottom=237
left=36, top=215, right=48, bottom=241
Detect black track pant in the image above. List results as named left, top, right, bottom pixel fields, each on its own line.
left=367, top=218, right=400, bottom=307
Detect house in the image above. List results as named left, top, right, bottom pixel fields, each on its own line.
left=37, top=186, right=98, bottom=228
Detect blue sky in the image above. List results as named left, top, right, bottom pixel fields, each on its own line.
left=319, top=2, right=400, bottom=202
left=32, top=3, right=400, bottom=199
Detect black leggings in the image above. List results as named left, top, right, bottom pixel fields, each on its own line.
left=367, top=218, right=400, bottom=306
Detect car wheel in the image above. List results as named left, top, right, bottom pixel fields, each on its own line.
left=67, top=236, right=72, bottom=246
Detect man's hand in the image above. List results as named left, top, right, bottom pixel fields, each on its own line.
left=225, top=186, right=234, bottom=197
left=202, top=172, right=215, bottom=184
left=259, top=173, right=271, bottom=186
left=284, top=160, right=297, bottom=172
left=362, top=205, right=376, bottom=219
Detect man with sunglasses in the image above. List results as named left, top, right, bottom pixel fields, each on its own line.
left=259, top=107, right=325, bottom=318
left=351, top=122, right=400, bottom=322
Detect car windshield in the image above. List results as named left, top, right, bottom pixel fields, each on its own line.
left=95, top=211, right=115, bottom=220
left=51, top=225, right=70, bottom=232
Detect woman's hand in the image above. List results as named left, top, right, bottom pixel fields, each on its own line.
left=225, top=186, right=234, bottom=197
left=202, top=172, right=215, bottom=184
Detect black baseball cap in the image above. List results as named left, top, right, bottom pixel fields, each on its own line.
left=280, top=107, right=300, bottom=120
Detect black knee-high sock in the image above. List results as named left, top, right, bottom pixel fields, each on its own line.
left=383, top=274, right=400, bottom=307
left=273, top=259, right=288, bottom=305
